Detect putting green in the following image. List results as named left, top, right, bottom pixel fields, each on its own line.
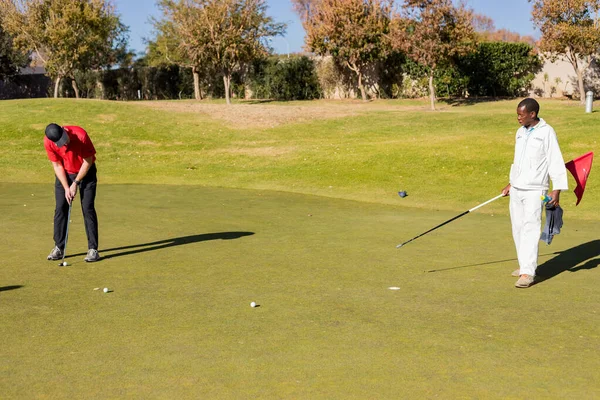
left=1, top=183, right=599, bottom=398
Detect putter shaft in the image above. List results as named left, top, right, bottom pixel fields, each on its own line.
left=60, top=201, right=73, bottom=265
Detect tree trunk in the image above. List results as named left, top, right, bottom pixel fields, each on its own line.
left=223, top=74, right=231, bottom=105
left=576, top=69, right=585, bottom=104
left=54, top=76, right=61, bottom=98
left=428, top=73, right=436, bottom=111
left=96, top=78, right=105, bottom=100
left=192, top=66, right=202, bottom=100
left=567, top=49, right=586, bottom=104
left=357, top=71, right=368, bottom=102
left=71, top=78, right=80, bottom=99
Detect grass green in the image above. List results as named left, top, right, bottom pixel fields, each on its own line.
left=0, top=98, right=599, bottom=398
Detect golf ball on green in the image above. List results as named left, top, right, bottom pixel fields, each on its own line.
left=62, top=262, right=67, bottom=267
left=250, top=302, right=256, bottom=307
left=103, top=288, right=109, bottom=293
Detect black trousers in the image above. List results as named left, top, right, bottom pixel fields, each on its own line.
left=53, top=164, right=99, bottom=251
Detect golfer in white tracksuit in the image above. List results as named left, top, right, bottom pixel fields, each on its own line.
left=502, top=98, right=568, bottom=288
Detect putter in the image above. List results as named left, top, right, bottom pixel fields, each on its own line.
left=59, top=201, right=73, bottom=266
left=396, top=194, right=505, bottom=248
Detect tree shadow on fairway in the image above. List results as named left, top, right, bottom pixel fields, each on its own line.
left=535, top=240, right=600, bottom=284
left=0, top=285, right=24, bottom=292
left=69, top=232, right=254, bottom=260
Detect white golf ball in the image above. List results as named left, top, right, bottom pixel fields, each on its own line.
left=103, top=288, right=109, bottom=293
left=250, top=302, right=256, bottom=308
left=62, top=262, right=67, bottom=267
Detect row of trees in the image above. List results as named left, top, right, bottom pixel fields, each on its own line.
left=36, top=43, right=539, bottom=102
left=1, top=0, right=600, bottom=107
left=0, top=0, right=129, bottom=98
left=294, top=0, right=600, bottom=109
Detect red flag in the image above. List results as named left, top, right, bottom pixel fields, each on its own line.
left=565, top=152, right=594, bottom=206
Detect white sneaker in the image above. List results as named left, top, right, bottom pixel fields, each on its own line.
left=47, top=246, right=63, bottom=260
left=84, top=249, right=100, bottom=262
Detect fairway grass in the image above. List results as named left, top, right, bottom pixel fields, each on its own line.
left=0, top=98, right=598, bottom=219
left=1, top=184, right=599, bottom=398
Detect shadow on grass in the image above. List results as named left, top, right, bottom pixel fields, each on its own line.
left=69, top=232, right=254, bottom=260
left=426, top=252, right=558, bottom=273
left=242, top=99, right=276, bottom=105
left=427, top=241, right=600, bottom=277
left=0, top=285, right=24, bottom=292
left=535, top=240, right=600, bottom=284
left=440, top=97, right=514, bottom=107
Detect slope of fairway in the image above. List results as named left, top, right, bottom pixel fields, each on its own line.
left=1, top=184, right=599, bottom=398
left=0, top=98, right=598, bottom=220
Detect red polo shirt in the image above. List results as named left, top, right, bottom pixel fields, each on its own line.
left=44, top=126, right=96, bottom=174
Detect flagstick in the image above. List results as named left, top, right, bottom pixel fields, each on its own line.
left=396, top=194, right=505, bottom=248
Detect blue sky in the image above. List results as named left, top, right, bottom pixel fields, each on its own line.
left=112, top=0, right=537, bottom=57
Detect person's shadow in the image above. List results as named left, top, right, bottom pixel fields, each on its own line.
left=536, top=240, right=600, bottom=283
left=69, top=231, right=254, bottom=260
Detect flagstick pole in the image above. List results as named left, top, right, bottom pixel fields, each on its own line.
left=396, top=194, right=505, bottom=248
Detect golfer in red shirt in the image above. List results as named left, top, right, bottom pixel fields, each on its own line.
left=44, top=123, right=100, bottom=262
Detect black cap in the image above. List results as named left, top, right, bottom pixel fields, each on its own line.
left=45, top=123, right=68, bottom=147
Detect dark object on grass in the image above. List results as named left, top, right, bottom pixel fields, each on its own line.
left=398, top=191, right=408, bottom=198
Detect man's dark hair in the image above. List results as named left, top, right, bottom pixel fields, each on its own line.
left=518, top=98, right=540, bottom=117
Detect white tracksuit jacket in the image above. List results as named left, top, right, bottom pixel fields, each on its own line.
left=508, top=118, right=568, bottom=277
left=509, top=118, right=568, bottom=191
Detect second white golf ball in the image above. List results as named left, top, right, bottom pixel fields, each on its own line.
left=103, top=288, right=109, bottom=293
left=250, top=302, right=256, bottom=307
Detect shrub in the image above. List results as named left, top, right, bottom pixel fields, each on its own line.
left=249, top=55, right=321, bottom=100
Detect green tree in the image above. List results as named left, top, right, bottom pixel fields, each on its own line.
left=248, top=55, right=321, bottom=100
left=391, top=0, right=476, bottom=110
left=293, top=0, right=392, bottom=101
left=531, top=0, right=600, bottom=103
left=0, top=20, right=28, bottom=80
left=155, top=0, right=285, bottom=105
left=458, top=42, right=541, bottom=97
left=87, top=19, right=131, bottom=99
left=0, top=0, right=128, bottom=98
left=148, top=2, right=207, bottom=100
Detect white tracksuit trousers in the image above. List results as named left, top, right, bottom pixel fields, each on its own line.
left=509, top=187, right=546, bottom=277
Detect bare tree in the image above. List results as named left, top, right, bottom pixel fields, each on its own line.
left=531, top=0, right=600, bottom=104
left=391, top=0, right=476, bottom=110
left=293, top=0, right=392, bottom=102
